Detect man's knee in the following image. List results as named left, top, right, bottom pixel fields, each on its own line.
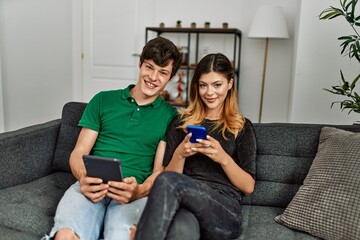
left=167, top=209, right=200, bottom=240
left=54, top=228, right=80, bottom=240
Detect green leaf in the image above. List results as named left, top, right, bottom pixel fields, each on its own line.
left=319, top=8, right=344, bottom=19
left=338, top=36, right=355, bottom=40
left=320, top=0, right=360, bottom=116
left=340, top=70, right=346, bottom=83
left=350, top=73, right=360, bottom=89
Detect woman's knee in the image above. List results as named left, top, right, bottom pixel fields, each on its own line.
left=156, top=171, right=181, bottom=183
left=166, top=209, right=200, bottom=240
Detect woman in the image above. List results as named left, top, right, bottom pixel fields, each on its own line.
left=134, top=53, right=256, bottom=239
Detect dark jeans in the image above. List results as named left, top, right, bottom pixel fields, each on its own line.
left=135, top=171, right=242, bottom=240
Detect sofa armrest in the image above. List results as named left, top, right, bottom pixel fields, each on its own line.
left=0, top=119, right=61, bottom=189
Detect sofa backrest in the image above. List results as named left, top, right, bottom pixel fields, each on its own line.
left=242, top=123, right=360, bottom=207
left=52, top=102, right=87, bottom=172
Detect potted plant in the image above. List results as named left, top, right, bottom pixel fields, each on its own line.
left=176, top=20, right=182, bottom=28
left=222, top=22, right=229, bottom=29
left=319, top=0, right=360, bottom=114
left=204, top=22, right=210, bottom=28
left=191, top=22, right=196, bottom=28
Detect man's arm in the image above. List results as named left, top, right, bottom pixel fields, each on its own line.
left=70, top=128, right=110, bottom=203
left=136, top=140, right=166, bottom=198
left=69, top=128, right=98, bottom=180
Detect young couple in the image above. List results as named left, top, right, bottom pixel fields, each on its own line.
left=47, top=36, right=256, bottom=240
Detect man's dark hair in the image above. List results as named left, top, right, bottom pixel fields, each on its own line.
left=140, top=37, right=182, bottom=79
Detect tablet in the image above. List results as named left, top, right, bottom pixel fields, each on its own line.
left=83, top=155, right=123, bottom=183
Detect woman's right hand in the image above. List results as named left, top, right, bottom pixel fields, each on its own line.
left=165, top=133, right=198, bottom=173
left=175, top=133, right=199, bottom=158
left=79, top=176, right=109, bottom=203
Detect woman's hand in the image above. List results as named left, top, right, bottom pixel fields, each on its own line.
left=174, top=133, right=200, bottom=158
left=190, top=135, right=228, bottom=164
left=165, top=133, right=200, bottom=173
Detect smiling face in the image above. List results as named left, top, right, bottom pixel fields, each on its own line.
left=198, top=71, right=233, bottom=118
left=133, top=59, right=174, bottom=104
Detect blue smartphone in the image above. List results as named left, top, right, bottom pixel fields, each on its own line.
left=186, top=125, right=207, bottom=143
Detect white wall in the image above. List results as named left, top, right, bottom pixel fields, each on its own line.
left=0, top=49, right=4, bottom=133
left=0, top=0, right=359, bottom=132
left=0, top=0, right=6, bottom=133
left=147, top=0, right=298, bottom=123
left=290, top=0, right=360, bottom=124
left=0, top=0, right=73, bottom=131
left=238, top=1, right=297, bottom=123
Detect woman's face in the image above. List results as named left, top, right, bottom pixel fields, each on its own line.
left=198, top=71, right=233, bottom=116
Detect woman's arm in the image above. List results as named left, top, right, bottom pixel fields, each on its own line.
left=190, top=120, right=257, bottom=195
left=165, top=134, right=194, bottom=173
left=218, top=154, right=255, bottom=195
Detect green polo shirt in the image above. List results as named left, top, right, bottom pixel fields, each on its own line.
left=78, top=85, right=178, bottom=183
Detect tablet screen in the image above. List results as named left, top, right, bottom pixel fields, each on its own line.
left=83, top=155, right=123, bottom=183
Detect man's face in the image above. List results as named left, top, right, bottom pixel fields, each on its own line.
left=138, top=59, right=174, bottom=99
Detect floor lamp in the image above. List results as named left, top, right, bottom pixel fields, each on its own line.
left=248, top=5, right=289, bottom=123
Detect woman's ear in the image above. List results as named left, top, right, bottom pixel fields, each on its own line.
left=228, top=78, right=234, bottom=90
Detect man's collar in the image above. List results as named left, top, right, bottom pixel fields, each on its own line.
left=121, top=84, right=163, bottom=108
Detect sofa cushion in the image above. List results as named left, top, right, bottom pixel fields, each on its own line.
left=244, top=123, right=360, bottom=208
left=274, top=127, right=360, bottom=239
left=0, top=226, right=39, bottom=240
left=0, top=120, right=61, bottom=189
left=0, top=172, right=75, bottom=238
left=239, top=205, right=318, bottom=240
left=244, top=124, right=325, bottom=207
left=52, top=102, right=87, bottom=172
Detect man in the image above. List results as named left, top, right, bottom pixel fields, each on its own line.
left=47, top=37, right=181, bottom=240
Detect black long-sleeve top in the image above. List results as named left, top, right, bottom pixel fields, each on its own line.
left=163, top=116, right=257, bottom=202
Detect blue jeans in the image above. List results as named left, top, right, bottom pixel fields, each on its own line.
left=135, top=172, right=242, bottom=240
left=46, top=181, right=147, bottom=240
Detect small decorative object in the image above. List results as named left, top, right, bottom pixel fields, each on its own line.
left=159, top=22, right=165, bottom=28
left=160, top=90, right=170, bottom=101
left=176, top=20, right=182, bottom=28
left=174, top=71, right=186, bottom=105
left=179, top=46, right=188, bottom=66
left=222, top=22, right=229, bottom=29
left=204, top=22, right=210, bottom=28
left=191, top=22, right=196, bottom=28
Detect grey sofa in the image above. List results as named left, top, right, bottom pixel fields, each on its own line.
left=0, top=102, right=359, bottom=240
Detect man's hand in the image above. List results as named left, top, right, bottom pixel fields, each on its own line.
left=107, top=177, right=140, bottom=204
left=79, top=176, right=109, bottom=203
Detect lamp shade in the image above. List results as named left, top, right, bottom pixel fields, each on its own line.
left=248, top=5, right=289, bottom=39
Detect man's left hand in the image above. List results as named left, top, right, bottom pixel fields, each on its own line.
left=107, top=177, right=139, bottom=204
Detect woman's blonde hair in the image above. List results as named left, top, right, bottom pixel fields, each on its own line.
left=178, top=53, right=245, bottom=139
